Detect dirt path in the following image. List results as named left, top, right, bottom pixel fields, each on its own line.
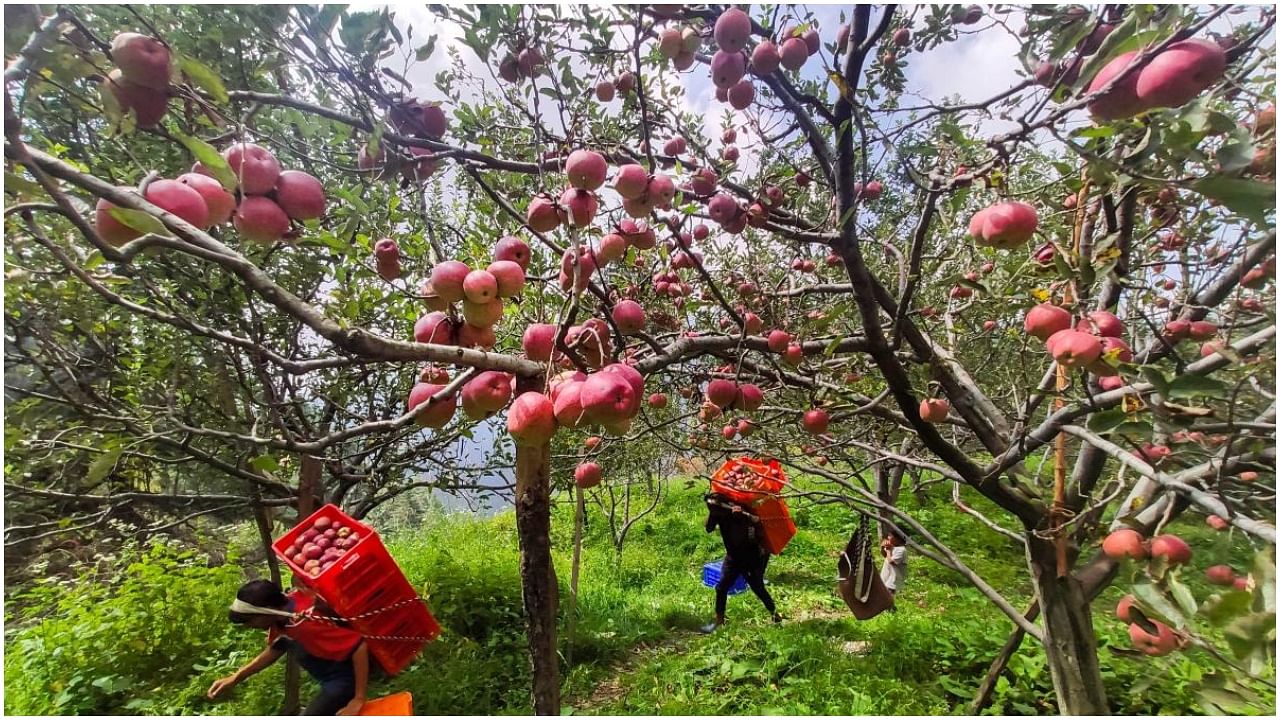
left=573, top=628, right=699, bottom=712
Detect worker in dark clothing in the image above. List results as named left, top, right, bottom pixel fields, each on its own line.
left=701, top=492, right=780, bottom=633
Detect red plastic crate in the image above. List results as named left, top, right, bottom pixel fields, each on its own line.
left=272, top=504, right=440, bottom=674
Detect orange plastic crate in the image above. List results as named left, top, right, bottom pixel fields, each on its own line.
left=710, top=457, right=795, bottom=554
left=272, top=504, right=440, bottom=674
left=711, top=456, right=786, bottom=506
left=360, top=691, right=413, bottom=716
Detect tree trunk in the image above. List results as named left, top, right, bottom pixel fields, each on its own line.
left=514, top=378, right=559, bottom=715
left=1027, top=538, right=1109, bottom=715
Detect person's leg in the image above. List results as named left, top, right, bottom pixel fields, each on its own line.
left=299, top=656, right=355, bottom=715
left=301, top=680, right=354, bottom=715
left=743, top=564, right=778, bottom=620
left=703, top=558, right=741, bottom=633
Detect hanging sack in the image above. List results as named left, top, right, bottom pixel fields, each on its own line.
left=836, top=513, right=894, bottom=620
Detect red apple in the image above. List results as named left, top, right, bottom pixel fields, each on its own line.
left=223, top=142, right=281, bottom=196
left=1102, top=528, right=1147, bottom=560
left=507, top=392, right=556, bottom=446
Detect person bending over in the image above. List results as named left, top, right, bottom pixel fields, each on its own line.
left=207, top=579, right=368, bottom=715
left=702, top=492, right=780, bottom=633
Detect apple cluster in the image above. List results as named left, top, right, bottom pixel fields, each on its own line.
left=101, top=32, right=171, bottom=128
left=94, top=141, right=326, bottom=246
left=282, top=515, right=363, bottom=578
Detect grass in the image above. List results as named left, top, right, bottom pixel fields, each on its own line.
left=4, top=474, right=1270, bottom=715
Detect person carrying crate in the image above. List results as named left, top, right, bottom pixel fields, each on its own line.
left=701, top=492, right=781, bottom=633
left=207, top=579, right=370, bottom=715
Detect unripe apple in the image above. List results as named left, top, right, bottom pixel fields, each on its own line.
left=1102, top=528, right=1147, bottom=560
left=462, top=297, right=503, bottom=327
left=233, top=196, right=290, bottom=243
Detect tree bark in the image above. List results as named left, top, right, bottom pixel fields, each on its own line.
left=1027, top=538, right=1109, bottom=715
left=514, top=378, right=559, bottom=715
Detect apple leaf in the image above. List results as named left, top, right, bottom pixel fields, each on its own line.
left=172, top=131, right=237, bottom=192
left=1086, top=407, right=1128, bottom=434
left=178, top=54, right=229, bottom=105
left=108, top=207, right=172, bottom=237
left=1201, top=590, right=1252, bottom=627
left=1167, top=375, right=1228, bottom=400
left=415, top=35, right=437, bottom=62
left=4, top=171, right=45, bottom=199
left=85, top=446, right=123, bottom=484
left=1193, top=177, right=1276, bottom=226
left=1133, top=578, right=1185, bottom=628
left=1074, top=12, right=1139, bottom=87
left=1215, top=126, right=1257, bottom=174
left=249, top=455, right=280, bottom=472
left=1168, top=576, right=1199, bottom=620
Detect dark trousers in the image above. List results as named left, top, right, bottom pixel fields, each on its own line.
left=298, top=653, right=355, bottom=715
left=715, top=552, right=776, bottom=617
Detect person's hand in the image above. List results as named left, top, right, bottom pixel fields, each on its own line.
left=207, top=675, right=238, bottom=700
left=336, top=696, right=366, bottom=716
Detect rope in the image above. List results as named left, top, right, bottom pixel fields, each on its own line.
left=288, top=596, right=440, bottom=643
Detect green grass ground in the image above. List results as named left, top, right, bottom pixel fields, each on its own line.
left=4, top=477, right=1269, bottom=715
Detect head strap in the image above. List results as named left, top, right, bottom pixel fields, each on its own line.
left=230, top=598, right=297, bottom=618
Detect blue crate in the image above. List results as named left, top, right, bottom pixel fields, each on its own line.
left=702, top=560, right=748, bottom=595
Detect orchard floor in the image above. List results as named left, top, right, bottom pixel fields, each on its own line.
left=3, top=479, right=1268, bottom=715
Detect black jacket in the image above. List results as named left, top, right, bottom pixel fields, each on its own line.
left=705, top=493, right=765, bottom=561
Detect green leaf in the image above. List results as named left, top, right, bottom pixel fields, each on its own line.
left=85, top=447, right=123, bottom=484
left=107, top=207, right=172, bottom=238
left=1133, top=578, right=1186, bottom=628
left=178, top=54, right=229, bottom=104
left=1140, top=367, right=1170, bottom=395
left=1201, top=591, right=1253, bottom=627
left=1215, top=126, right=1257, bottom=174
left=1167, top=375, right=1228, bottom=400
left=415, top=35, right=437, bottom=62
left=249, top=455, right=279, bottom=472
left=171, top=132, right=236, bottom=191
left=1223, top=611, right=1276, bottom=659
left=1086, top=408, right=1129, bottom=434
left=1168, top=576, right=1198, bottom=620
left=1193, top=177, right=1276, bottom=226
left=4, top=171, right=45, bottom=199
left=1075, top=12, right=1139, bottom=87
